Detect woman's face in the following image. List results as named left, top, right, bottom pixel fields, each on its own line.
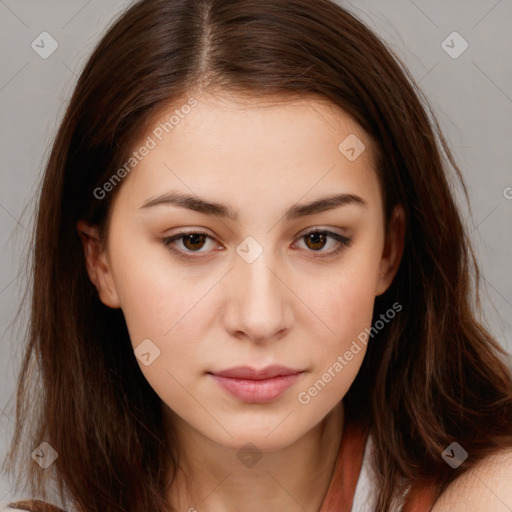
left=79, top=92, right=403, bottom=452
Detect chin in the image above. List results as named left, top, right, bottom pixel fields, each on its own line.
left=208, top=422, right=306, bottom=453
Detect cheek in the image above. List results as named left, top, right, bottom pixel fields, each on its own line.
left=112, top=253, right=211, bottom=406
left=297, top=247, right=381, bottom=392
left=108, top=231, right=207, bottom=343
left=309, top=253, right=381, bottom=340
left=293, top=282, right=374, bottom=413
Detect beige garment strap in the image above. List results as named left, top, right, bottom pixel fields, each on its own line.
left=7, top=500, right=65, bottom=512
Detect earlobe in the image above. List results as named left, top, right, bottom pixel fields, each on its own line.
left=76, top=220, right=121, bottom=309
left=375, top=204, right=405, bottom=296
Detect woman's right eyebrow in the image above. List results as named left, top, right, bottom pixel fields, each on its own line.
left=139, top=191, right=367, bottom=221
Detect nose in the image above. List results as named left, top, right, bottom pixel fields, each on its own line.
left=223, top=246, right=294, bottom=344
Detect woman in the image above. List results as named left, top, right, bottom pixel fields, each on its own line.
left=3, top=0, right=512, bottom=511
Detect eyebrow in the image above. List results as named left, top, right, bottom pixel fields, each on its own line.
left=140, top=191, right=367, bottom=221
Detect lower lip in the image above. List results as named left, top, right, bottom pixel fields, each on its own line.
left=209, top=373, right=302, bottom=403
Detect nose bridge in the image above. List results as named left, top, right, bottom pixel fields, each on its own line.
left=227, top=235, right=292, bottom=341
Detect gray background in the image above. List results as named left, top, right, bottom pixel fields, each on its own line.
left=1, top=0, right=511, bottom=504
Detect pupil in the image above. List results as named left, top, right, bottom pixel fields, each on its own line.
left=308, top=232, right=325, bottom=250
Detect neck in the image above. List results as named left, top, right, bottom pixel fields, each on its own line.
left=164, top=401, right=345, bottom=512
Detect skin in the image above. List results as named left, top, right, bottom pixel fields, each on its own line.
left=78, top=91, right=406, bottom=511
left=432, top=449, right=512, bottom=511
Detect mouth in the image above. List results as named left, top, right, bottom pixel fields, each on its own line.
left=207, top=365, right=305, bottom=403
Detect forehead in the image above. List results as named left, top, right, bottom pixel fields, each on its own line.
left=111, top=92, right=381, bottom=216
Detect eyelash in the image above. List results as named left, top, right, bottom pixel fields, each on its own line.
left=161, top=229, right=352, bottom=260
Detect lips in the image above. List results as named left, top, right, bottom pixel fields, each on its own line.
left=210, top=365, right=302, bottom=380
left=208, top=365, right=304, bottom=403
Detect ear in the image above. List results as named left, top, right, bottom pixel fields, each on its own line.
left=76, top=220, right=121, bottom=308
left=375, top=204, right=405, bottom=296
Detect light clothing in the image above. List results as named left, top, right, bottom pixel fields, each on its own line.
left=352, top=433, right=380, bottom=511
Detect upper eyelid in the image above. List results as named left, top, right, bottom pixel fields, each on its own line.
left=166, top=226, right=348, bottom=237
left=165, top=227, right=346, bottom=240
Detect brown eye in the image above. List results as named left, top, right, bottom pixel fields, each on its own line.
left=181, top=233, right=208, bottom=251
left=295, top=229, right=352, bottom=257
left=304, top=232, right=328, bottom=251
left=162, top=231, right=218, bottom=258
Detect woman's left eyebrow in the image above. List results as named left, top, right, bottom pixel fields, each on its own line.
left=139, top=191, right=367, bottom=221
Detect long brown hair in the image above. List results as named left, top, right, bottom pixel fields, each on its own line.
left=3, top=0, right=512, bottom=510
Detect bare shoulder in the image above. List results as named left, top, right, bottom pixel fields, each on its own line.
left=432, top=447, right=512, bottom=512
